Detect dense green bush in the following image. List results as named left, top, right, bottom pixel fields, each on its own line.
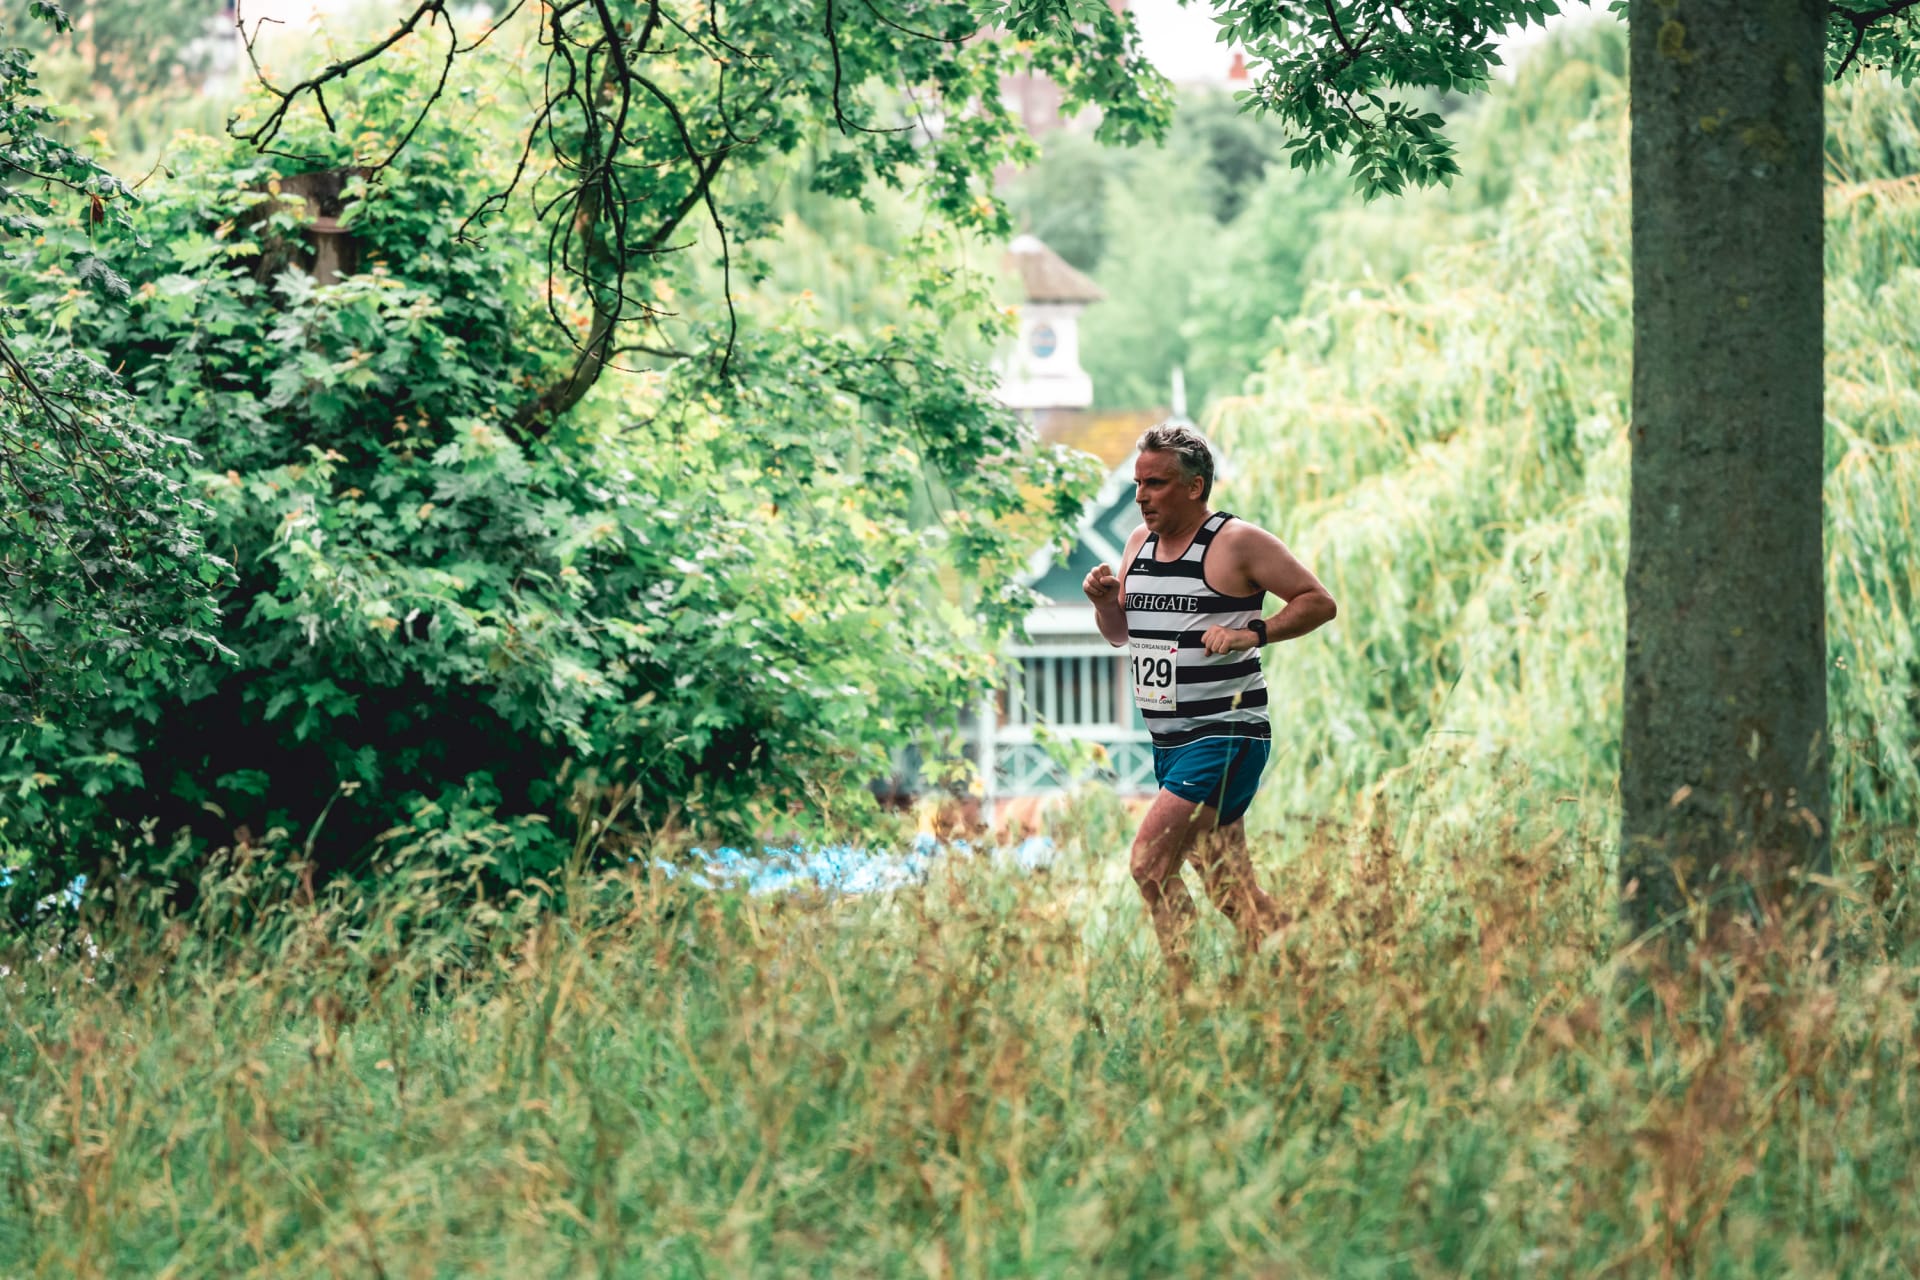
left=0, top=53, right=1100, bottom=903
left=0, top=8, right=221, bottom=723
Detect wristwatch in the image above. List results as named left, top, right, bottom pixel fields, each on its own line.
left=1246, top=618, right=1268, bottom=647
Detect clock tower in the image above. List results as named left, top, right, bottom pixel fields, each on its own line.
left=994, top=234, right=1104, bottom=414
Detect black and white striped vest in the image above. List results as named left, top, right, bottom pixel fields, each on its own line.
left=1123, top=511, right=1270, bottom=748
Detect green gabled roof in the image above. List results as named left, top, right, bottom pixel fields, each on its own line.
left=1023, top=454, right=1140, bottom=605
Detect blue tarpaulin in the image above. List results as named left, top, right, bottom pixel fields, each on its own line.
left=651, top=834, right=1058, bottom=895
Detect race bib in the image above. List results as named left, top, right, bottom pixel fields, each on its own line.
left=1130, top=637, right=1179, bottom=711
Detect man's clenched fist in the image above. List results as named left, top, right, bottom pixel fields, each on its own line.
left=1200, top=625, right=1259, bottom=655
left=1083, top=562, right=1120, bottom=606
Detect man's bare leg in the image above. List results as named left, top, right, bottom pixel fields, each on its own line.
left=1129, top=788, right=1216, bottom=991
left=1191, top=819, right=1288, bottom=954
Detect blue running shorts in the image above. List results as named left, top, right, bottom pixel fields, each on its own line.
left=1151, top=736, right=1271, bottom=826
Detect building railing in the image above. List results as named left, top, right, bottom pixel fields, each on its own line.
left=879, top=643, right=1160, bottom=803
left=979, top=644, right=1155, bottom=798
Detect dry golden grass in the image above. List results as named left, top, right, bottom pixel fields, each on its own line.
left=3, top=807, right=1916, bottom=1277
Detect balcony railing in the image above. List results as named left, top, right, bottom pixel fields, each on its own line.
left=981, top=644, right=1154, bottom=797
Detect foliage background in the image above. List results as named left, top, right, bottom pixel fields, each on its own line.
left=1197, top=25, right=1920, bottom=856
left=3, top=12, right=1920, bottom=1277
left=0, top=6, right=222, bottom=732
left=1008, top=93, right=1350, bottom=414
left=6, top=11, right=1916, bottom=894
left=0, top=8, right=1135, bottom=903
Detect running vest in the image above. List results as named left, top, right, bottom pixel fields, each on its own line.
left=1123, top=511, right=1271, bottom=748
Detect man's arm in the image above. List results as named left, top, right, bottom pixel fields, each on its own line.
left=1084, top=526, right=1148, bottom=647
left=1200, top=522, right=1337, bottom=654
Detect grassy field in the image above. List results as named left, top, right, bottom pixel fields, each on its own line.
left=7, top=25, right=1917, bottom=1279
left=4, top=803, right=1918, bottom=1278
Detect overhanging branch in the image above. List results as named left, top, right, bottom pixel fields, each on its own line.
left=1834, top=0, right=1920, bottom=79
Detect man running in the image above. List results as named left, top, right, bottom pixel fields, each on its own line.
left=1082, top=423, right=1338, bottom=988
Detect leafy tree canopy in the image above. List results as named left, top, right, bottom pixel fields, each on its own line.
left=13, top=0, right=220, bottom=98
left=1216, top=0, right=1920, bottom=196
left=209, top=0, right=1173, bottom=423
left=0, top=2, right=223, bottom=720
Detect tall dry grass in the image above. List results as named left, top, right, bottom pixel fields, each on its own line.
left=3, top=809, right=1918, bottom=1277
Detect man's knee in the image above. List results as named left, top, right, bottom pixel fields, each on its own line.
left=1129, top=841, right=1167, bottom=893
left=1132, top=822, right=1193, bottom=894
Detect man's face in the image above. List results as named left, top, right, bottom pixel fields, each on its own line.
left=1134, top=449, right=1203, bottom=531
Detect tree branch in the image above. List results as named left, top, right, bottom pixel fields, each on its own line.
left=1320, top=0, right=1359, bottom=59
left=860, top=0, right=975, bottom=44
left=706, top=0, right=758, bottom=62
left=1834, top=0, right=1920, bottom=79
left=513, top=146, right=731, bottom=434
left=232, top=0, right=448, bottom=160
left=826, top=0, right=913, bottom=136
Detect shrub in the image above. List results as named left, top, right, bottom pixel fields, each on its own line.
left=0, top=53, right=1097, bottom=905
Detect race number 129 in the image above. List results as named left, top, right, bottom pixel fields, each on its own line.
left=1130, top=638, right=1178, bottom=711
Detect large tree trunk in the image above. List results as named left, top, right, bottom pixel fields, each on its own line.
left=1622, top=0, right=1829, bottom=936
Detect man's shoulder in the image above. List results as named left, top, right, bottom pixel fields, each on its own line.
left=1216, top=514, right=1280, bottom=546
left=1211, top=516, right=1289, bottom=575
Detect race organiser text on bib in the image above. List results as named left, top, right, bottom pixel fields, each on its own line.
left=1131, top=637, right=1178, bottom=712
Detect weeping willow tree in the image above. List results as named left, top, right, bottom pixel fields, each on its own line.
left=1209, top=26, right=1920, bottom=863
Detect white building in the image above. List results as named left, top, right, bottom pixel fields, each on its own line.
left=995, top=235, right=1102, bottom=412
left=969, top=236, right=1188, bottom=818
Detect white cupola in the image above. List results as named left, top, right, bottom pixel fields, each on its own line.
left=995, top=234, right=1104, bottom=412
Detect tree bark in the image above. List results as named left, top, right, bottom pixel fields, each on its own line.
left=1622, top=0, right=1829, bottom=935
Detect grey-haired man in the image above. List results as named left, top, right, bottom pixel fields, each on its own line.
left=1082, top=424, right=1338, bottom=988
